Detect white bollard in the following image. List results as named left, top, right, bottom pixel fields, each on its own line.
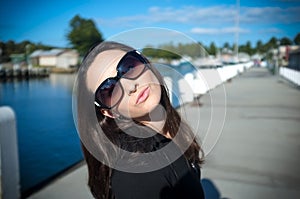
left=0, top=106, right=20, bottom=199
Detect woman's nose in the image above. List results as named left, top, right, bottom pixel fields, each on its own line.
left=121, top=79, right=139, bottom=95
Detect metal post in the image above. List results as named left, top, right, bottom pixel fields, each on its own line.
left=0, top=106, right=20, bottom=199
left=276, top=40, right=281, bottom=75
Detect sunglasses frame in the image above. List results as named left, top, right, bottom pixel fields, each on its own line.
left=94, top=50, right=150, bottom=109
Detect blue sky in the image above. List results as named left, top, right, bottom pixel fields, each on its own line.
left=1, top=0, right=300, bottom=48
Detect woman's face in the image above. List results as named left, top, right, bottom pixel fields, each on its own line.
left=87, top=49, right=161, bottom=119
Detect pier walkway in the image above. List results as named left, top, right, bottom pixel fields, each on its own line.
left=28, top=67, right=300, bottom=199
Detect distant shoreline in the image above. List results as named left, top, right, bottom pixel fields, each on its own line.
left=0, top=66, right=79, bottom=81
left=50, top=67, right=78, bottom=74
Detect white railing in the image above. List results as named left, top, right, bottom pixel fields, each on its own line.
left=0, top=106, right=20, bottom=199
left=217, top=62, right=252, bottom=83
left=279, top=67, right=300, bottom=86
left=168, top=62, right=253, bottom=106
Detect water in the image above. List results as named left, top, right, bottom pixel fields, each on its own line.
left=0, top=74, right=83, bottom=194
left=0, top=62, right=196, bottom=195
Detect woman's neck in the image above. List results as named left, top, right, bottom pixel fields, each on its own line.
left=135, top=105, right=171, bottom=139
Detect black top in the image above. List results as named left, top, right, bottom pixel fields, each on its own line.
left=111, top=126, right=205, bottom=199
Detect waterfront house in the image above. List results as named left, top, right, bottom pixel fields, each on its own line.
left=268, top=45, right=299, bottom=67
left=30, top=49, right=79, bottom=68
left=287, top=47, right=300, bottom=71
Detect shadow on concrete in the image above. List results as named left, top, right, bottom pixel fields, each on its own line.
left=201, top=178, right=229, bottom=199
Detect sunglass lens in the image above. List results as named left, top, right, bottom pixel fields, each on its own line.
left=118, top=55, right=145, bottom=79
left=97, top=79, right=123, bottom=108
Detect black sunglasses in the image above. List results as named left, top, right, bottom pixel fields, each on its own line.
left=94, top=50, right=150, bottom=109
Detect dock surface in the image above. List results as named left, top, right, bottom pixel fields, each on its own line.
left=28, top=67, right=300, bottom=199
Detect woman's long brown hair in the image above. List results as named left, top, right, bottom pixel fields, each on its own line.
left=79, top=41, right=204, bottom=199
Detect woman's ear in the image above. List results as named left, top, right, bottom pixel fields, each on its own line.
left=100, top=109, right=115, bottom=118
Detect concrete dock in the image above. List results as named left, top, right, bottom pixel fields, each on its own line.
left=28, top=67, right=300, bottom=199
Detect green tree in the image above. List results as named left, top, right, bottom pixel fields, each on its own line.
left=5, top=40, right=16, bottom=56
left=246, top=41, right=253, bottom=55
left=256, top=40, right=263, bottom=54
left=239, top=41, right=254, bottom=55
left=223, top=42, right=230, bottom=49
left=142, top=48, right=180, bottom=60
left=267, top=37, right=278, bottom=48
left=66, top=15, right=103, bottom=55
left=293, top=33, right=300, bottom=45
left=208, top=42, right=217, bottom=56
left=280, top=37, right=292, bottom=45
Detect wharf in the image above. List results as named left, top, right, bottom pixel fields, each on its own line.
left=28, top=67, right=300, bottom=199
left=0, top=67, right=50, bottom=80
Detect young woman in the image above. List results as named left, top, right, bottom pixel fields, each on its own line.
left=75, top=41, right=205, bottom=199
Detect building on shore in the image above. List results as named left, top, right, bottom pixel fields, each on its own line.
left=30, top=49, right=79, bottom=69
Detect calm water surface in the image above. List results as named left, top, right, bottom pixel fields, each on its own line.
left=0, top=74, right=82, bottom=194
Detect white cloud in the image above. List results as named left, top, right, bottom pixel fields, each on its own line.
left=191, top=27, right=250, bottom=35
left=258, top=28, right=283, bottom=33
left=222, top=27, right=250, bottom=33
left=240, top=6, right=300, bottom=23
left=97, top=5, right=236, bottom=26
left=96, top=5, right=300, bottom=27
left=190, top=28, right=219, bottom=34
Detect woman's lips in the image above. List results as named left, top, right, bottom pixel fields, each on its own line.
left=136, top=87, right=150, bottom=105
